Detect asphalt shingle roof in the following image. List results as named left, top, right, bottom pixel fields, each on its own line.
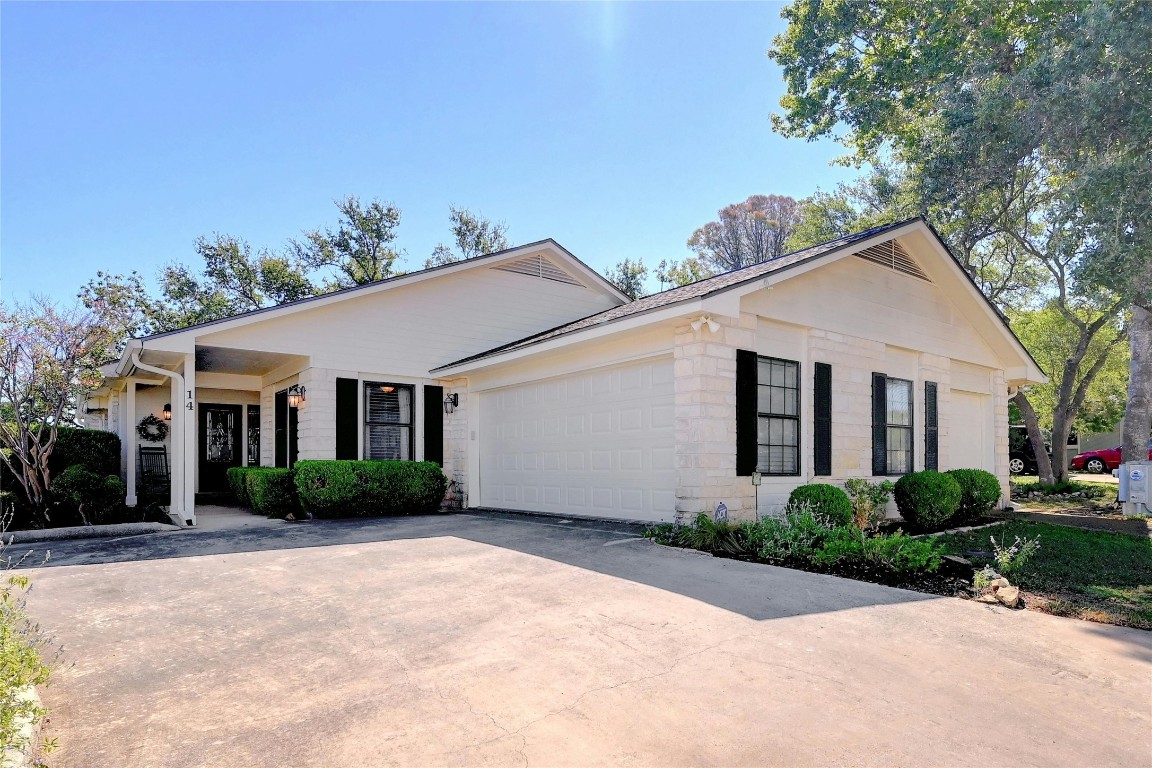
left=434, top=218, right=920, bottom=371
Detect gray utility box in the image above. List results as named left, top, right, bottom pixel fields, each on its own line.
left=1117, top=461, right=1152, bottom=516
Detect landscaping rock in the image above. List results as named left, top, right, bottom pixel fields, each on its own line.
left=996, top=585, right=1022, bottom=608
left=975, top=593, right=1000, bottom=604
left=992, top=577, right=1011, bottom=589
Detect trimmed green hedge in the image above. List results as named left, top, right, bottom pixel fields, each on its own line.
left=226, top=466, right=254, bottom=507
left=946, top=469, right=1002, bottom=524
left=51, top=465, right=126, bottom=525
left=894, top=470, right=962, bottom=532
left=788, top=484, right=853, bottom=527
left=245, top=469, right=298, bottom=519
left=294, top=460, right=448, bottom=518
left=49, top=427, right=121, bottom=478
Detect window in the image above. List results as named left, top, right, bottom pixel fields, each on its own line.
left=884, top=377, right=913, bottom=474
left=756, top=357, right=800, bottom=475
left=364, top=382, right=413, bottom=461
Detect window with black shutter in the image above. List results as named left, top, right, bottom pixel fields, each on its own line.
left=364, top=382, right=414, bottom=460
left=757, top=356, right=800, bottom=475
left=872, top=374, right=913, bottom=475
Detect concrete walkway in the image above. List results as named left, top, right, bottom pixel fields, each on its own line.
left=22, top=513, right=1152, bottom=768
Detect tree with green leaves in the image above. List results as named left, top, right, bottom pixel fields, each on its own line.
left=770, top=0, right=1149, bottom=482
left=0, top=299, right=128, bottom=525
left=81, top=234, right=319, bottom=334
left=426, top=207, right=510, bottom=268
left=604, top=258, right=649, bottom=300
left=688, top=194, right=800, bottom=272
left=290, top=195, right=404, bottom=289
left=655, top=256, right=714, bottom=289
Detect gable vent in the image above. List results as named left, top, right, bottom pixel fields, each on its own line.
left=493, top=254, right=585, bottom=287
left=855, top=239, right=931, bottom=282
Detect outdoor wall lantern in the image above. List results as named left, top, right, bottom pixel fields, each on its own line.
left=162, top=403, right=172, bottom=421
left=287, top=384, right=307, bottom=408
left=444, top=392, right=459, bottom=414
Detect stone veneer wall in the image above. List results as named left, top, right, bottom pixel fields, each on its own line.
left=673, top=314, right=755, bottom=521
left=441, top=377, right=470, bottom=508
left=671, top=314, right=1010, bottom=521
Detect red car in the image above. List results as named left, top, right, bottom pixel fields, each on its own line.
left=1070, top=441, right=1152, bottom=474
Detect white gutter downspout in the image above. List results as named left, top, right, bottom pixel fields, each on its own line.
left=130, top=352, right=190, bottom=527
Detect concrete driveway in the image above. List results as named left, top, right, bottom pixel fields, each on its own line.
left=23, top=512, right=1152, bottom=767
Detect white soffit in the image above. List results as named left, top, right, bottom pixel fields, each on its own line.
left=493, top=253, right=586, bottom=287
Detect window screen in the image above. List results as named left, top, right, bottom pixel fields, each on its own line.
left=885, top=377, right=913, bottom=474
left=364, top=382, right=413, bottom=461
left=756, top=357, right=800, bottom=475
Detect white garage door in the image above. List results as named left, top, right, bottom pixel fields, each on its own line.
left=479, top=358, right=676, bottom=521
left=951, top=390, right=994, bottom=471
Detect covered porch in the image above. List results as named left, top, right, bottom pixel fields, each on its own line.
left=85, top=344, right=310, bottom=526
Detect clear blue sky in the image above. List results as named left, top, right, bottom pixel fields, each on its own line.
left=1, top=1, right=855, bottom=303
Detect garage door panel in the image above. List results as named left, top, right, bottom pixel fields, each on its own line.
left=480, top=358, right=677, bottom=521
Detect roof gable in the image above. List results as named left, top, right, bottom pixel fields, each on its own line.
left=126, top=239, right=628, bottom=351
left=434, top=219, right=1045, bottom=384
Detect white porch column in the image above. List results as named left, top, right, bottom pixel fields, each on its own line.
left=125, top=381, right=138, bottom=506
left=170, top=374, right=182, bottom=514
left=182, top=353, right=197, bottom=525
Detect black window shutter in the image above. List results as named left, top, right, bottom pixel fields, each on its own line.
left=423, top=385, right=444, bottom=467
left=813, top=362, right=832, bottom=476
left=274, top=389, right=288, bottom=468
left=336, top=377, right=358, bottom=460
left=872, top=372, right=888, bottom=476
left=924, top=381, right=939, bottom=471
left=736, top=349, right=758, bottom=476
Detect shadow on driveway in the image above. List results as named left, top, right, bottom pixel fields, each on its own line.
left=23, top=509, right=942, bottom=623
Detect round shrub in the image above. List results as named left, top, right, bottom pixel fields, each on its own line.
left=893, top=470, right=962, bottom=532
left=946, top=469, right=1002, bottom=524
left=788, top=484, right=853, bottom=527
left=51, top=465, right=126, bottom=525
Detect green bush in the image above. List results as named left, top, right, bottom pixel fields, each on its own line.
left=947, top=469, right=1002, bottom=524
left=0, top=570, right=53, bottom=758
left=51, top=465, right=127, bottom=525
left=243, top=469, right=298, bottom=519
left=788, top=484, right=853, bottom=527
left=293, top=460, right=448, bottom=518
left=745, top=507, right=836, bottom=564
left=49, top=426, right=121, bottom=478
left=226, top=467, right=254, bottom=507
left=894, top=470, right=962, bottom=532
left=811, top=528, right=943, bottom=574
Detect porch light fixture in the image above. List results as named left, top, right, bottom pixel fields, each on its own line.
left=287, top=384, right=306, bottom=408
left=691, top=314, right=720, bottom=333
left=162, top=403, right=172, bottom=421
left=444, top=392, right=459, bottom=414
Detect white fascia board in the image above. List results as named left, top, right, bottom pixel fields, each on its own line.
left=433, top=298, right=705, bottom=376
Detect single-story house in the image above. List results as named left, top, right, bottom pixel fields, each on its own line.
left=82, top=217, right=1046, bottom=526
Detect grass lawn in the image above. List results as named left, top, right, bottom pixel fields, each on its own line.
left=935, top=521, right=1152, bottom=630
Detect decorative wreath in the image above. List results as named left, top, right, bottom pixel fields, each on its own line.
left=137, top=414, right=169, bottom=443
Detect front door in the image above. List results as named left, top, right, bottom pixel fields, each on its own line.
left=199, top=404, right=242, bottom=492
